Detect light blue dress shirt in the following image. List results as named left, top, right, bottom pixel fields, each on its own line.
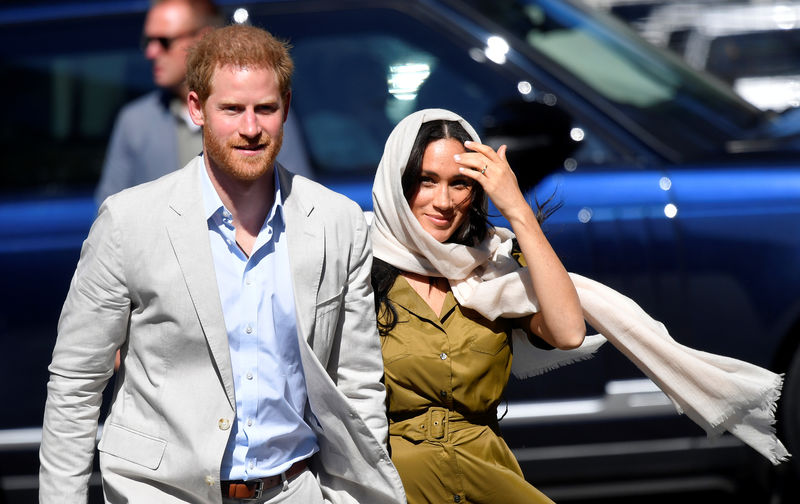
left=201, top=167, right=318, bottom=481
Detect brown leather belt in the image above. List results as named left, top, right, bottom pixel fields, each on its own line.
left=221, top=459, right=308, bottom=500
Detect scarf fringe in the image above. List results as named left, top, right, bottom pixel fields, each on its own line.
left=695, top=373, right=790, bottom=465
left=511, top=346, right=601, bottom=379
left=510, top=331, right=606, bottom=379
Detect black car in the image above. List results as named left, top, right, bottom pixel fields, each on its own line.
left=2, top=0, right=800, bottom=502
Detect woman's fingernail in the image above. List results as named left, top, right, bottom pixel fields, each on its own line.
left=464, top=140, right=472, bottom=145
left=454, top=154, right=461, bottom=161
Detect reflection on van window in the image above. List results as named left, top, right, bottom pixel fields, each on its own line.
left=463, top=0, right=766, bottom=156
left=388, top=63, right=432, bottom=102
left=271, top=6, right=526, bottom=177
left=527, top=27, right=674, bottom=107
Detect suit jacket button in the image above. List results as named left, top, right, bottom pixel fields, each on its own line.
left=218, top=418, right=231, bottom=430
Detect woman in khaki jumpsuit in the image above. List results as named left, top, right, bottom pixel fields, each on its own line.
left=370, top=109, right=587, bottom=504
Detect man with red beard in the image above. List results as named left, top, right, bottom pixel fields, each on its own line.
left=94, top=0, right=312, bottom=206
left=40, top=25, right=404, bottom=504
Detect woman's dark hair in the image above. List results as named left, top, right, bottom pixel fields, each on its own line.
left=372, top=118, right=561, bottom=336
left=372, top=258, right=402, bottom=337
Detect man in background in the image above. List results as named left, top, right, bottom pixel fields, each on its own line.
left=95, top=0, right=311, bottom=205
left=95, top=0, right=221, bottom=204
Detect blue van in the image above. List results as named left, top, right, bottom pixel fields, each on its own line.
left=2, top=0, right=799, bottom=501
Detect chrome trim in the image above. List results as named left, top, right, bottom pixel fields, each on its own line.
left=500, top=378, right=676, bottom=426
left=0, top=427, right=42, bottom=451
left=0, top=425, right=104, bottom=451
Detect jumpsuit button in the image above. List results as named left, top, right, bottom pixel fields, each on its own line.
left=440, top=352, right=447, bottom=360
left=454, top=495, right=461, bottom=503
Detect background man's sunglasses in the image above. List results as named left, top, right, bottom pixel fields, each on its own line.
left=140, top=28, right=201, bottom=51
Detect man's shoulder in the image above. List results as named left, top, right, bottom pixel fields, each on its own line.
left=116, top=90, right=171, bottom=123
left=104, top=159, right=199, bottom=212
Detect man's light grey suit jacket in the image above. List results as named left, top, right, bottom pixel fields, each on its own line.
left=40, top=157, right=405, bottom=504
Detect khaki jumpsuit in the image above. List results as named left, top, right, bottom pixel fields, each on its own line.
left=381, top=276, right=554, bottom=504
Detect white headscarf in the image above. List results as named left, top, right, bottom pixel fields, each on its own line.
left=372, top=108, right=544, bottom=317
left=370, top=108, right=789, bottom=465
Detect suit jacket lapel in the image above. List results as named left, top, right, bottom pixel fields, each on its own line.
left=278, top=165, right=324, bottom=346
left=165, top=158, right=236, bottom=410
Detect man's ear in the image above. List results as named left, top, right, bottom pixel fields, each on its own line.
left=187, top=91, right=205, bottom=126
left=282, top=90, right=292, bottom=123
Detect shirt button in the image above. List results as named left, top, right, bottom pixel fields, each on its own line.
left=440, top=352, right=447, bottom=360
left=245, top=326, right=253, bottom=334
left=247, top=417, right=253, bottom=427
left=218, top=418, right=231, bottom=430
left=454, top=495, right=461, bottom=503
left=249, top=460, right=254, bottom=470
left=440, top=390, right=447, bottom=398
left=205, top=475, right=215, bottom=486
left=246, top=372, right=254, bottom=380
left=245, top=277, right=252, bottom=285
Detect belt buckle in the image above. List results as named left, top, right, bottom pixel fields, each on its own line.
left=233, top=479, right=263, bottom=502
left=425, top=407, right=449, bottom=442
left=250, top=479, right=264, bottom=500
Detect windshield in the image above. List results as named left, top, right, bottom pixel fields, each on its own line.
left=463, top=0, right=773, bottom=156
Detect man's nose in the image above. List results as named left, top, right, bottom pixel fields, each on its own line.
left=144, top=40, right=162, bottom=60
left=239, top=110, right=262, bottom=138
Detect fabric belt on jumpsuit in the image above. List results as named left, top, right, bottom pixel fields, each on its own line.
left=389, top=407, right=499, bottom=442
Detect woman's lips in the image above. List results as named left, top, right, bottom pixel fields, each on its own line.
left=426, top=214, right=452, bottom=226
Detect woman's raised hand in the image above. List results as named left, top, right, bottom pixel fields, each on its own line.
left=455, top=140, right=533, bottom=224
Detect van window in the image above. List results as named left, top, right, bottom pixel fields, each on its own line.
left=250, top=6, right=529, bottom=177
left=0, top=14, right=149, bottom=193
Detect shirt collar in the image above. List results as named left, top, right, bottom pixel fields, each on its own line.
left=201, top=164, right=284, bottom=228
left=388, top=275, right=457, bottom=326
